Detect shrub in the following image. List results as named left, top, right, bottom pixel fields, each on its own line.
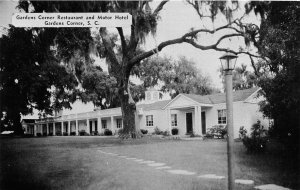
left=171, top=128, right=179, bottom=135
left=70, top=132, right=76, bottom=136
left=79, top=130, right=89, bottom=136
left=48, top=132, right=53, bottom=136
left=240, top=120, right=268, bottom=153
left=43, top=132, right=47, bottom=136
left=205, top=125, right=227, bottom=139
left=118, top=128, right=124, bottom=135
left=36, top=133, right=42, bottom=137
left=153, top=127, right=162, bottom=135
left=56, top=131, right=62, bottom=136
left=104, top=129, right=113, bottom=136
left=92, top=131, right=99, bottom=136
left=239, top=126, right=247, bottom=139
left=162, top=130, right=170, bottom=136
left=63, top=132, right=68, bottom=136
left=140, top=129, right=148, bottom=134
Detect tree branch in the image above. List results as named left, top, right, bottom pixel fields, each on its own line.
left=249, top=54, right=260, bottom=77
left=153, top=0, right=169, bottom=16
left=116, top=27, right=127, bottom=55
left=99, top=28, right=119, bottom=70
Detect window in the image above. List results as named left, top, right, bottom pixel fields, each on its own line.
left=102, top=120, right=107, bottom=129
left=218, top=110, right=227, bottom=124
left=146, top=115, right=153, bottom=126
left=146, top=92, right=151, bottom=101
left=153, top=92, right=158, bottom=100
left=116, top=119, right=122, bottom=129
left=171, top=114, right=177, bottom=126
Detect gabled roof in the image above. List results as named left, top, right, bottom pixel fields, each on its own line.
left=21, top=119, right=36, bottom=124
left=182, top=87, right=260, bottom=104
left=137, top=88, right=260, bottom=111
left=137, top=100, right=171, bottom=111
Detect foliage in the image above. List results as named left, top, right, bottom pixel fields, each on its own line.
left=36, top=133, right=42, bottom=137
left=219, top=64, right=259, bottom=91
left=0, top=26, right=80, bottom=133
left=240, top=120, right=268, bottom=153
left=133, top=56, right=218, bottom=99
left=140, top=129, right=148, bottom=135
left=81, top=66, right=120, bottom=109
left=205, top=125, right=227, bottom=139
left=153, top=127, right=162, bottom=135
left=104, top=129, right=113, bottom=136
left=246, top=1, right=300, bottom=152
left=56, top=131, right=62, bottom=136
left=162, top=130, right=170, bottom=136
left=11, top=1, right=259, bottom=137
left=70, top=132, right=76, bottom=136
left=171, top=128, right=179, bottom=135
left=239, top=126, right=247, bottom=139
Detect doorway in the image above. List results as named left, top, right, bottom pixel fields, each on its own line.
left=201, top=111, right=206, bottom=134
left=186, top=112, right=193, bottom=134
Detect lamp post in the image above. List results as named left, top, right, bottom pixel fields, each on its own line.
left=219, top=52, right=238, bottom=190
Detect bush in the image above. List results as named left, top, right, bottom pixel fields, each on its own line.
left=70, top=132, right=76, bottom=136
left=171, top=128, right=179, bottom=135
left=117, top=128, right=124, bottom=135
left=48, top=132, right=53, bottom=136
left=36, top=133, right=42, bottom=137
left=240, top=120, right=268, bottom=153
left=79, top=130, right=89, bottom=136
left=92, top=131, right=99, bottom=136
left=205, top=125, right=227, bottom=139
left=140, top=129, right=148, bottom=135
left=153, top=127, right=162, bottom=135
left=104, top=129, right=113, bottom=136
left=162, top=130, right=170, bottom=136
left=56, top=131, right=62, bottom=136
left=43, top=132, right=47, bottom=136
left=63, top=132, right=68, bottom=136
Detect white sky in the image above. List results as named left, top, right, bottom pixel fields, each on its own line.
left=0, top=1, right=261, bottom=116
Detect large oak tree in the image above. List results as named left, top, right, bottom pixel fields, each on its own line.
left=12, top=1, right=259, bottom=137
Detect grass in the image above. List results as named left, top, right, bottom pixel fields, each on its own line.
left=0, top=136, right=298, bottom=190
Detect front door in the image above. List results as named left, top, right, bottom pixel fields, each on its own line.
left=186, top=113, right=193, bottom=134
left=201, top=111, right=206, bottom=134
left=89, top=120, right=93, bottom=133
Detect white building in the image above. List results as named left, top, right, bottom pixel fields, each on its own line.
left=27, top=87, right=269, bottom=138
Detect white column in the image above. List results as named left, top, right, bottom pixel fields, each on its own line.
left=167, top=108, right=171, bottom=132
left=111, top=116, right=114, bottom=132
left=53, top=123, right=56, bottom=136
left=75, top=120, right=78, bottom=135
left=67, top=121, right=71, bottom=135
left=199, top=106, right=202, bottom=135
left=61, top=121, right=64, bottom=135
left=87, top=119, right=90, bottom=134
left=34, top=124, right=37, bottom=136
left=46, top=123, right=49, bottom=135
left=98, top=117, right=102, bottom=133
left=194, top=106, right=202, bottom=135
left=194, top=106, right=198, bottom=134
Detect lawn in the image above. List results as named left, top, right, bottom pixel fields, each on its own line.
left=0, top=136, right=298, bottom=190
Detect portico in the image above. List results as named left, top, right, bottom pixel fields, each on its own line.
left=163, top=94, right=213, bottom=135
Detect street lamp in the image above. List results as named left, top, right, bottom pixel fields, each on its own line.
left=219, top=51, right=238, bottom=190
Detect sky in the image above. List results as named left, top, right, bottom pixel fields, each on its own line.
left=0, top=1, right=261, bottom=116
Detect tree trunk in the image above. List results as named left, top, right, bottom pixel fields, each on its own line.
left=118, top=76, right=141, bottom=139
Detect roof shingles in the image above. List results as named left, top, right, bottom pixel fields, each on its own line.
left=136, top=87, right=260, bottom=110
